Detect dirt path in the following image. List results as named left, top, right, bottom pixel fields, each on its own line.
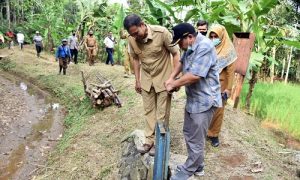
left=0, top=46, right=299, bottom=180
left=0, top=60, right=64, bottom=179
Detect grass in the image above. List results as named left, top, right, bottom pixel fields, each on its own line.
left=241, top=81, right=300, bottom=140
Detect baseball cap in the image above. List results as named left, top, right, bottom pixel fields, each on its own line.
left=169, top=23, right=196, bottom=47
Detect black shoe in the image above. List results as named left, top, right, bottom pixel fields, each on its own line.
left=210, top=137, right=219, bottom=147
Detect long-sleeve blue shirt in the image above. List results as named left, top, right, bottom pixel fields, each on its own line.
left=55, top=45, right=71, bottom=58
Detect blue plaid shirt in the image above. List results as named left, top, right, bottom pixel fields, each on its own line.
left=181, top=33, right=222, bottom=113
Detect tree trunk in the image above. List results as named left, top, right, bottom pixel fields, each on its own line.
left=296, top=56, right=300, bottom=82
left=0, top=4, right=3, bottom=27
left=47, top=27, right=54, bottom=51
left=285, top=47, right=293, bottom=84
left=6, top=0, right=10, bottom=29
left=246, top=70, right=258, bottom=110
left=13, top=1, right=17, bottom=27
left=232, top=73, right=245, bottom=108
left=270, top=46, right=276, bottom=83
left=281, top=57, right=286, bottom=79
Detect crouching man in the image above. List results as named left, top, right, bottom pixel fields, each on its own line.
left=56, top=39, right=71, bottom=75
left=165, top=23, right=222, bottom=179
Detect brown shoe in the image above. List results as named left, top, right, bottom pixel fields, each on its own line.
left=137, top=144, right=152, bottom=154
left=149, top=145, right=155, bottom=156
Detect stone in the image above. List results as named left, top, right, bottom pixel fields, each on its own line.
left=119, top=130, right=189, bottom=180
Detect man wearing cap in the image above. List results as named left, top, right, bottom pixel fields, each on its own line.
left=55, top=39, right=71, bottom=75
left=33, top=31, right=43, bottom=58
left=165, top=23, right=222, bottom=179
left=123, top=14, right=180, bottom=156
left=84, top=30, right=98, bottom=66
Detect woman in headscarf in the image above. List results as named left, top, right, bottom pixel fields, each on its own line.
left=207, top=24, right=237, bottom=147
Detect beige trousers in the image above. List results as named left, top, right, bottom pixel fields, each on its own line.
left=141, top=87, right=171, bottom=145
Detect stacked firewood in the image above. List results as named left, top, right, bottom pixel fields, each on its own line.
left=81, top=71, right=122, bottom=108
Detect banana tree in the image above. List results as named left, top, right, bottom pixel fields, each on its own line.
left=112, top=5, right=126, bottom=64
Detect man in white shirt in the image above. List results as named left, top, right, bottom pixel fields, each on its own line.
left=104, top=32, right=116, bottom=66
left=68, top=31, right=79, bottom=64
left=17, top=31, right=25, bottom=50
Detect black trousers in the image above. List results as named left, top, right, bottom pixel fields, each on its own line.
left=35, top=45, right=42, bottom=57
left=105, top=48, right=114, bottom=65
left=70, top=49, right=78, bottom=64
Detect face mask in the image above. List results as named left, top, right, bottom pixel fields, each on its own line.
left=200, top=31, right=207, bottom=36
left=212, top=38, right=221, bottom=46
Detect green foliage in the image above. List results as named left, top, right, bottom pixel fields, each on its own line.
left=0, top=58, right=16, bottom=71
left=241, top=82, right=300, bottom=140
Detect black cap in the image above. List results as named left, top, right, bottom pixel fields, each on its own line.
left=169, top=23, right=196, bottom=47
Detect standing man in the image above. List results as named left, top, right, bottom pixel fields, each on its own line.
left=164, top=23, right=222, bottom=179
left=104, top=31, right=116, bottom=66
left=84, top=30, right=98, bottom=66
left=5, top=30, right=15, bottom=49
left=33, top=31, right=43, bottom=58
left=16, top=31, right=25, bottom=50
left=68, top=31, right=79, bottom=64
left=120, top=29, right=134, bottom=77
left=123, top=14, right=180, bottom=156
left=196, top=20, right=209, bottom=36
left=56, top=39, right=71, bottom=75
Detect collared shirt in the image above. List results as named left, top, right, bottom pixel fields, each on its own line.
left=68, top=35, right=78, bottom=49
left=128, top=24, right=179, bottom=93
left=104, top=36, right=115, bottom=48
left=17, top=33, right=24, bottom=43
left=55, top=45, right=71, bottom=58
left=181, top=33, right=222, bottom=113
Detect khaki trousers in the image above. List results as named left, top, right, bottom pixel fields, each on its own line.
left=207, top=103, right=225, bottom=137
left=123, top=48, right=134, bottom=75
left=87, top=47, right=97, bottom=65
left=141, top=87, right=171, bottom=145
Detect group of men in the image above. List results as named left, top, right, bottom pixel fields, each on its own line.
left=1, top=30, right=25, bottom=50
left=123, top=14, right=234, bottom=179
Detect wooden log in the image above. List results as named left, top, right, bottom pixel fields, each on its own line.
left=92, top=88, right=101, bottom=94
left=105, top=89, right=114, bottom=97
left=92, top=91, right=99, bottom=99
left=90, top=83, right=111, bottom=89
left=96, top=99, right=102, bottom=105
left=101, top=90, right=110, bottom=98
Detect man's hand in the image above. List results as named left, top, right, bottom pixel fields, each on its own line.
left=223, top=89, right=231, bottom=98
left=135, top=80, right=142, bottom=94
left=164, top=78, right=176, bottom=93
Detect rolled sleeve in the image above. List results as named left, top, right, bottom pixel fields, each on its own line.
left=128, top=37, right=139, bottom=59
